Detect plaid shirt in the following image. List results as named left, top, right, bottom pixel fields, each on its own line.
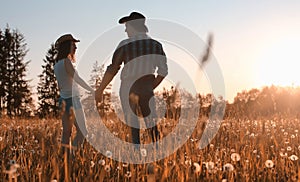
left=106, top=34, right=168, bottom=80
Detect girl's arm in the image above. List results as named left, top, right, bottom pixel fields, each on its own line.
left=64, top=58, right=94, bottom=93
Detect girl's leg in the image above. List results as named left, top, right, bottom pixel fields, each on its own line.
left=72, top=97, right=88, bottom=147
left=73, top=108, right=87, bottom=147
left=61, top=99, right=73, bottom=146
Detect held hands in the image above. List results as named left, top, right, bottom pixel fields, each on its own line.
left=95, top=89, right=103, bottom=103
left=89, top=90, right=95, bottom=97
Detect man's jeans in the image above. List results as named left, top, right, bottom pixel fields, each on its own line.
left=120, top=75, right=160, bottom=146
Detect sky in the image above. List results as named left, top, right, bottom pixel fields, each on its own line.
left=1, top=1, right=300, bottom=103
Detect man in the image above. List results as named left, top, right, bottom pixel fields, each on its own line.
left=95, top=12, right=168, bottom=147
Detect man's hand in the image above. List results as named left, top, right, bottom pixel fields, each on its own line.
left=95, top=89, right=103, bottom=103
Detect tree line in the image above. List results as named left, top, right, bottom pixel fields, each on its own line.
left=1, top=26, right=300, bottom=119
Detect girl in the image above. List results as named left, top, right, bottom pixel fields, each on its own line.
left=54, top=34, right=94, bottom=150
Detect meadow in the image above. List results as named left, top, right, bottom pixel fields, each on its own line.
left=1, top=114, right=300, bottom=181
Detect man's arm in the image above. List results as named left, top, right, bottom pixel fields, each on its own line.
left=95, top=45, right=123, bottom=102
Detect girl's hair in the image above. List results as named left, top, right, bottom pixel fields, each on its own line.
left=55, top=41, right=75, bottom=62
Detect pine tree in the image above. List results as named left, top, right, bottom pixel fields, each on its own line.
left=0, top=29, right=5, bottom=116
left=1, top=26, right=33, bottom=117
left=37, top=44, right=59, bottom=118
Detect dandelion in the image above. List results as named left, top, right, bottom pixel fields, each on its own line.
left=98, top=159, right=105, bottom=166
left=190, top=138, right=198, bottom=142
left=205, top=161, right=215, bottom=171
left=105, top=150, right=112, bottom=158
left=167, top=160, right=175, bottom=167
left=223, top=163, right=234, bottom=172
left=104, top=165, right=111, bottom=172
left=265, top=160, right=274, bottom=168
left=90, top=161, right=95, bottom=168
left=9, top=160, right=16, bottom=165
left=185, top=159, right=192, bottom=166
left=140, top=148, right=147, bottom=157
left=193, top=162, right=200, bottom=173
left=280, top=152, right=288, bottom=158
left=287, top=146, right=292, bottom=151
left=289, top=155, right=299, bottom=161
left=125, top=171, right=132, bottom=178
left=231, top=153, right=241, bottom=162
left=291, top=135, right=295, bottom=139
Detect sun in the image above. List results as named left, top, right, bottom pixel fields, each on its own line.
left=256, top=38, right=300, bottom=87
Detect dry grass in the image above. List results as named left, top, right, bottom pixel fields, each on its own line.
left=1, top=115, right=300, bottom=181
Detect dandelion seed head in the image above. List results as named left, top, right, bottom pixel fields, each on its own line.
left=265, top=160, right=274, bottom=168
left=193, top=162, right=200, bottom=173
left=291, top=135, right=295, bottom=139
left=98, top=159, right=105, bottom=166
left=122, top=163, right=129, bottom=168
left=231, top=153, right=241, bottom=162
left=223, top=163, right=234, bottom=172
left=125, top=171, right=132, bottom=178
left=9, top=160, right=16, bottom=165
left=104, top=165, right=111, bottom=172
left=185, top=159, right=192, bottom=166
left=167, top=160, right=175, bottom=167
left=280, top=152, right=288, bottom=158
left=90, top=161, right=95, bottom=168
left=105, top=150, right=112, bottom=158
left=205, top=161, right=215, bottom=170
left=287, top=146, right=292, bottom=151
left=289, top=154, right=298, bottom=161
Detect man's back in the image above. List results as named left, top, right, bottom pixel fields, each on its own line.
left=106, top=34, right=168, bottom=81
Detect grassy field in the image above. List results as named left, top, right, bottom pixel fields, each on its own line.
left=1, top=115, right=300, bottom=181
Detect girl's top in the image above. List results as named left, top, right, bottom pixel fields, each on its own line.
left=54, top=59, right=93, bottom=98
